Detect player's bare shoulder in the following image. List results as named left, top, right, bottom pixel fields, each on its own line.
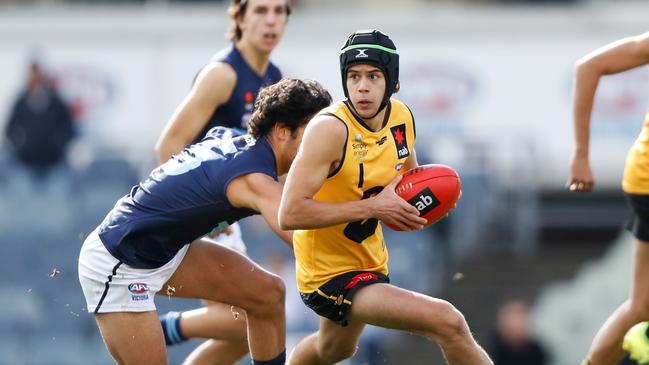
left=194, top=62, right=237, bottom=100
left=198, top=61, right=237, bottom=83
left=301, top=113, right=348, bottom=171
left=304, top=113, right=347, bottom=141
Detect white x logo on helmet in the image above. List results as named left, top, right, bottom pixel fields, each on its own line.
left=355, top=49, right=369, bottom=58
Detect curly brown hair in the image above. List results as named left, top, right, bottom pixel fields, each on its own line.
left=227, top=0, right=292, bottom=42
left=248, top=78, right=332, bottom=139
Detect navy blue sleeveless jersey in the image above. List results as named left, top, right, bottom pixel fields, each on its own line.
left=193, top=44, right=282, bottom=142
left=98, top=127, right=278, bottom=269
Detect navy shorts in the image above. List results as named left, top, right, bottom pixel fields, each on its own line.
left=625, top=193, right=649, bottom=242
left=300, top=271, right=389, bottom=326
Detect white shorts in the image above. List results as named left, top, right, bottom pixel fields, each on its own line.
left=78, top=229, right=190, bottom=314
left=206, top=221, right=247, bottom=254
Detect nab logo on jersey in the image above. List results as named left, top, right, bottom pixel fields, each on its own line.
left=407, top=187, right=440, bottom=216
left=390, top=124, right=410, bottom=159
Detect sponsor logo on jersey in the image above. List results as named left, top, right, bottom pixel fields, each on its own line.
left=352, top=142, right=367, bottom=150
left=242, top=90, right=255, bottom=128
left=390, top=124, right=410, bottom=159
left=407, top=187, right=440, bottom=216
left=352, top=141, right=368, bottom=161
left=128, top=282, right=150, bottom=301
left=376, top=136, right=388, bottom=145
left=244, top=91, right=254, bottom=104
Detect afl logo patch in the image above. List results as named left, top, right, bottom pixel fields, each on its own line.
left=128, top=283, right=149, bottom=294
left=128, top=283, right=150, bottom=301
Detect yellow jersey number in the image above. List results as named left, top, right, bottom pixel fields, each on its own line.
left=342, top=162, right=384, bottom=243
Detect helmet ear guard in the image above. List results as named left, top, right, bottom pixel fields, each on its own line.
left=340, top=30, right=399, bottom=112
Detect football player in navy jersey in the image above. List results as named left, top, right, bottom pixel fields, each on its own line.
left=154, top=0, right=291, bottom=363
left=155, top=0, right=289, bottom=155
left=78, top=79, right=331, bottom=365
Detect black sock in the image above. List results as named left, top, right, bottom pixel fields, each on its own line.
left=252, top=349, right=286, bottom=365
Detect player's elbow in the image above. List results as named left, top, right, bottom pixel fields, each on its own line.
left=278, top=201, right=301, bottom=231
left=153, top=142, right=166, bottom=164
left=155, top=136, right=183, bottom=164
left=575, top=53, right=610, bottom=78
left=574, top=57, right=592, bottom=77
left=278, top=210, right=296, bottom=231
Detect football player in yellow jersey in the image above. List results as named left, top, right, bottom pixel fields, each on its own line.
left=279, top=30, right=493, bottom=365
left=567, top=31, right=649, bottom=365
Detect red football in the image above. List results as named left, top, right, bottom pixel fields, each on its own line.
left=385, top=164, right=461, bottom=231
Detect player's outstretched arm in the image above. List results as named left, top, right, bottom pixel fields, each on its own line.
left=226, top=172, right=293, bottom=247
left=278, top=116, right=426, bottom=231
left=568, top=31, right=649, bottom=192
left=155, top=63, right=237, bottom=163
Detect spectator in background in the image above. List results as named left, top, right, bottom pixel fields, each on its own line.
left=4, top=60, right=75, bottom=180
left=489, top=299, right=548, bottom=365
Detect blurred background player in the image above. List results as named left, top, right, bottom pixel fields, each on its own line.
left=78, top=78, right=331, bottom=365
left=154, top=0, right=290, bottom=363
left=567, top=31, right=649, bottom=365
left=279, top=29, right=493, bottom=365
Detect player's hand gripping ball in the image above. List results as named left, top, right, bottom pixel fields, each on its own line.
left=385, top=164, right=461, bottom=231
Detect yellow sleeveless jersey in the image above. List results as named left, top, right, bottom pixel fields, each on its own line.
left=293, top=99, right=416, bottom=293
left=623, top=113, right=649, bottom=194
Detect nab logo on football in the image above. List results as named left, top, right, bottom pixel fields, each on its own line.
left=407, top=187, right=440, bottom=216
left=390, top=124, right=410, bottom=159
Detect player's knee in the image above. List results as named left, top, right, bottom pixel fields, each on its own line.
left=424, top=301, right=470, bottom=342
left=265, top=273, right=286, bottom=307
left=440, top=308, right=471, bottom=344
left=249, top=273, right=285, bottom=314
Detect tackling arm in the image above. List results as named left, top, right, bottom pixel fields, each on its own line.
left=226, top=173, right=293, bottom=248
